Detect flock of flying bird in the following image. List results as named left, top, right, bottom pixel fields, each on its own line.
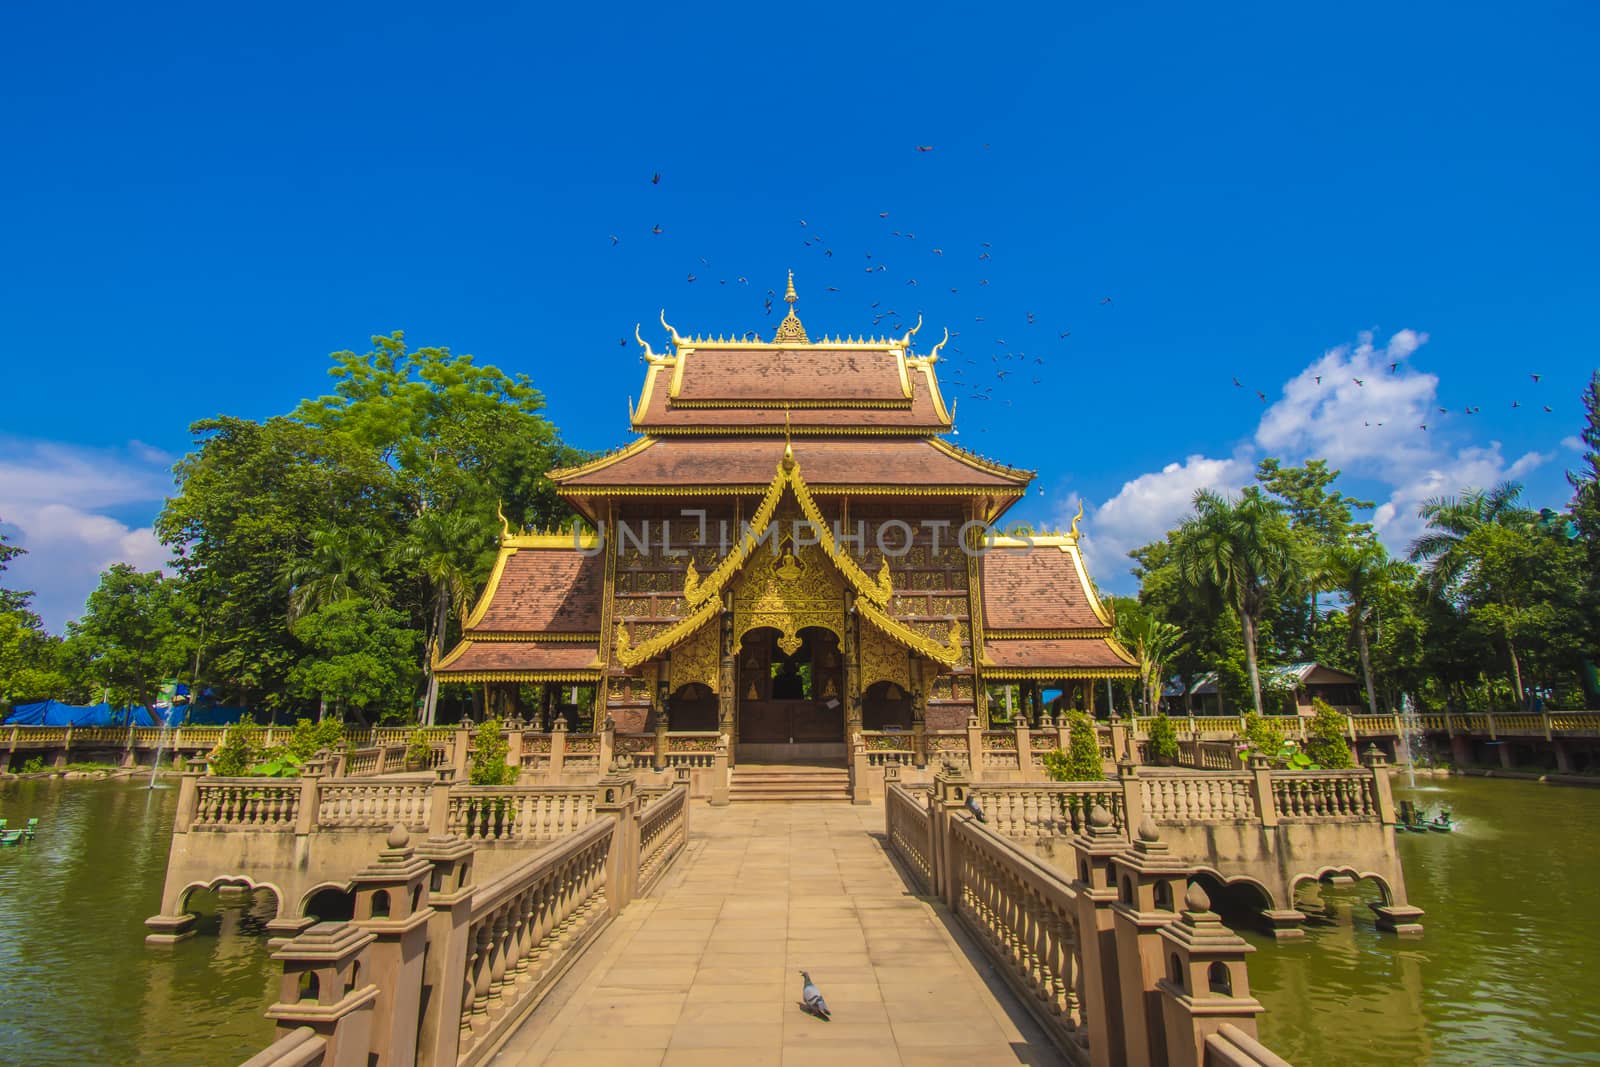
left=607, top=153, right=1112, bottom=438
left=1229, top=367, right=1552, bottom=432
left=613, top=153, right=1551, bottom=441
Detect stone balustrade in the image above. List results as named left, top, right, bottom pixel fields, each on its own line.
left=229, top=773, right=689, bottom=1067
left=446, top=787, right=598, bottom=844
left=889, top=771, right=1297, bottom=1066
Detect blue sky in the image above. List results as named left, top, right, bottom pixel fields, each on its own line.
left=2, top=1, right=1596, bottom=631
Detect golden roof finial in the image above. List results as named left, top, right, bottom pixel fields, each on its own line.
left=496, top=500, right=512, bottom=540
left=1069, top=499, right=1085, bottom=540
left=773, top=271, right=809, bottom=344
left=781, top=406, right=795, bottom=468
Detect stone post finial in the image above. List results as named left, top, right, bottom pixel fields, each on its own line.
left=1363, top=742, right=1387, bottom=767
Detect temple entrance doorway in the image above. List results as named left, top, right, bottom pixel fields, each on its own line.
left=735, top=626, right=846, bottom=761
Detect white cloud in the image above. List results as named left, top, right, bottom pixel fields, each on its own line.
left=0, top=439, right=173, bottom=632
left=1066, top=453, right=1254, bottom=583
left=1255, top=329, right=1438, bottom=472
left=1371, top=443, right=1548, bottom=554
left=1562, top=435, right=1585, bottom=453
left=1074, top=327, right=1548, bottom=589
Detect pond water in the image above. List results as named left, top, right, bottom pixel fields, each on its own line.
left=1, top=774, right=1597, bottom=1065
left=0, top=777, right=277, bottom=1066
left=1242, top=776, right=1600, bottom=1065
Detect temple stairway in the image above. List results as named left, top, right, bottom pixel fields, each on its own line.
left=729, top=761, right=851, bottom=802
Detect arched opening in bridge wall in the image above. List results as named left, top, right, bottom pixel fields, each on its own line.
left=1290, top=868, right=1395, bottom=928
left=301, top=884, right=356, bottom=923
left=862, top=681, right=913, bottom=731
left=178, top=878, right=282, bottom=939
left=1189, top=872, right=1275, bottom=932
left=667, top=683, right=719, bottom=732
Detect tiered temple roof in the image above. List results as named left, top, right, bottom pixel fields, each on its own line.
left=436, top=275, right=1136, bottom=700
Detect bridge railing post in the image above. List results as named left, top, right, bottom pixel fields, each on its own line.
left=1155, top=883, right=1266, bottom=1067
left=1248, top=755, right=1277, bottom=828
left=1117, top=759, right=1144, bottom=836
left=296, top=767, right=322, bottom=836
left=595, top=761, right=639, bottom=917
left=414, top=834, right=474, bottom=1067
left=710, top=733, right=730, bottom=806
left=550, top=718, right=568, bottom=777
left=173, top=770, right=202, bottom=833
left=1014, top=718, right=1032, bottom=776
left=1363, top=744, right=1396, bottom=825
left=965, top=715, right=983, bottom=778
left=451, top=720, right=471, bottom=782
left=263, top=923, right=379, bottom=1067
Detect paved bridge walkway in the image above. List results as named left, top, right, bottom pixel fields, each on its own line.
left=493, top=800, right=1064, bottom=1067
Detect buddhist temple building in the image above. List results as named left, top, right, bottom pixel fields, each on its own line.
left=435, top=276, right=1137, bottom=760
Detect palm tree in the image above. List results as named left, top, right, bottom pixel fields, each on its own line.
left=1174, top=489, right=1297, bottom=717
left=1326, top=541, right=1411, bottom=715
left=280, top=523, right=390, bottom=623
left=1410, top=481, right=1535, bottom=700
left=391, top=508, right=496, bottom=725
left=1409, top=481, right=1529, bottom=593
left=1117, top=613, right=1185, bottom=716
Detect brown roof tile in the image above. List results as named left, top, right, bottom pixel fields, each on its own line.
left=470, top=549, right=604, bottom=633
left=981, top=545, right=1107, bottom=630
left=437, top=641, right=601, bottom=674
left=633, top=364, right=950, bottom=430
left=554, top=438, right=1028, bottom=488
left=674, top=347, right=909, bottom=402
left=983, top=637, right=1135, bottom=670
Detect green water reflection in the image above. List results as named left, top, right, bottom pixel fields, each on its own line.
left=1245, top=776, right=1600, bottom=1065
left=0, top=778, right=276, bottom=1067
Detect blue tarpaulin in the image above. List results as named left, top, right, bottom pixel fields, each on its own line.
left=164, top=704, right=254, bottom=726
left=4, top=700, right=161, bottom=727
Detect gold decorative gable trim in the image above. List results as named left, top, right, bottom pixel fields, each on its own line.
left=679, top=451, right=893, bottom=610
left=614, top=598, right=722, bottom=669
left=859, top=600, right=963, bottom=667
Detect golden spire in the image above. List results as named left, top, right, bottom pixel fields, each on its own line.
left=773, top=270, right=809, bottom=343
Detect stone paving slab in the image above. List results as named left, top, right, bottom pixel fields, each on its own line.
left=492, top=800, right=1066, bottom=1067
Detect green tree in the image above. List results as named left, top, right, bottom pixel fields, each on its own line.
left=390, top=509, right=496, bottom=724
left=158, top=416, right=394, bottom=712
left=1325, top=541, right=1413, bottom=715
left=1145, top=712, right=1180, bottom=763
left=1256, top=458, right=1375, bottom=651
left=209, top=721, right=262, bottom=777
left=1305, top=698, right=1355, bottom=768
left=1241, top=711, right=1286, bottom=760
left=1567, top=370, right=1600, bottom=674
left=281, top=522, right=391, bottom=624
left=288, top=599, right=420, bottom=723
left=1115, top=607, right=1184, bottom=717
left=1173, top=489, right=1297, bottom=717
left=62, top=564, right=193, bottom=709
left=1409, top=482, right=1531, bottom=594
left=468, top=716, right=519, bottom=785
left=1042, top=711, right=1105, bottom=781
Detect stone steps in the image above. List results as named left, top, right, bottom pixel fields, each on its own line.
left=730, top=763, right=851, bottom=802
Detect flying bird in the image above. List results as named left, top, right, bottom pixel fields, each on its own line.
left=1100, top=297, right=1113, bottom=305
left=1232, top=377, right=1242, bottom=388
left=879, top=211, right=890, bottom=218
left=1352, top=378, right=1364, bottom=387
left=915, top=145, right=934, bottom=152
left=651, top=172, right=660, bottom=184
left=1532, top=373, right=1542, bottom=383
left=1257, top=391, right=1267, bottom=402
left=1420, top=424, right=1428, bottom=431
left=1314, top=375, right=1322, bottom=384
left=1390, top=362, right=1399, bottom=373
left=799, top=971, right=831, bottom=1020
left=651, top=224, right=663, bottom=235
left=1059, top=331, right=1071, bottom=338
left=608, top=234, right=619, bottom=246
left=686, top=274, right=696, bottom=282
left=932, top=248, right=944, bottom=256
left=1545, top=405, right=1553, bottom=412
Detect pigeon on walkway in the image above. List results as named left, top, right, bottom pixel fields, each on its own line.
left=799, top=971, right=831, bottom=1021
left=966, top=794, right=987, bottom=823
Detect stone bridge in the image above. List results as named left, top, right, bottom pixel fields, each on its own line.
left=208, top=757, right=1417, bottom=1067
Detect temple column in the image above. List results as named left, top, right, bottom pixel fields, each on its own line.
left=844, top=592, right=862, bottom=738
left=910, top=653, right=928, bottom=767
left=719, top=600, right=736, bottom=765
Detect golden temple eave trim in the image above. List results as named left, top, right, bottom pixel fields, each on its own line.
left=926, top=437, right=1035, bottom=483
left=548, top=436, right=656, bottom=482
left=983, top=667, right=1140, bottom=681
left=557, top=485, right=1028, bottom=498
left=439, top=671, right=605, bottom=683
left=465, top=631, right=603, bottom=643
left=986, top=627, right=1116, bottom=640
